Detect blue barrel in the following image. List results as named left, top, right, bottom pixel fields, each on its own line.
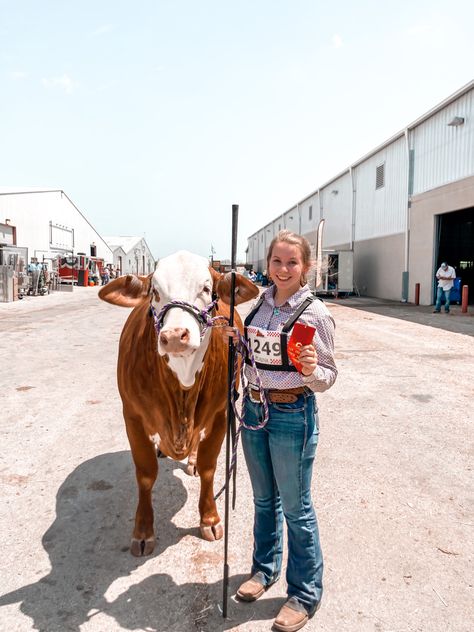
left=444, top=277, right=462, bottom=304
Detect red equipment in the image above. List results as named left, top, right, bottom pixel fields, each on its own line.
left=58, top=254, right=103, bottom=286
left=58, top=255, right=80, bottom=284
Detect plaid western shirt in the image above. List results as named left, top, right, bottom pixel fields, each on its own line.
left=245, top=284, right=337, bottom=392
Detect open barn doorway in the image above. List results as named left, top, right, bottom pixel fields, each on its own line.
left=436, top=207, right=474, bottom=304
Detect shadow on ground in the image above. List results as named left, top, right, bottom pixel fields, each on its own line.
left=0, top=451, right=190, bottom=631
left=101, top=572, right=284, bottom=631
left=325, top=295, right=474, bottom=336
left=0, top=451, right=280, bottom=631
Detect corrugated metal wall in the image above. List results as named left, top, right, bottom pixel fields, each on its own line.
left=412, top=90, right=474, bottom=195
left=354, top=136, right=408, bottom=241
left=299, top=192, right=319, bottom=235
left=320, top=173, right=352, bottom=247
left=247, top=232, right=258, bottom=266
left=250, top=225, right=269, bottom=270
left=256, top=229, right=265, bottom=268
left=283, top=206, right=299, bottom=234
left=272, top=216, right=284, bottom=235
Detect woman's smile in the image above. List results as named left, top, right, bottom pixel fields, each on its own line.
left=269, top=242, right=308, bottom=302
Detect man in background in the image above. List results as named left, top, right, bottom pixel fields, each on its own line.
left=433, top=262, right=456, bottom=314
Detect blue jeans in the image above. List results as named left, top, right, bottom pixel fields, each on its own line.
left=435, top=286, right=452, bottom=312
left=241, top=390, right=322, bottom=614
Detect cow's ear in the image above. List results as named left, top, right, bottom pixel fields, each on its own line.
left=210, top=267, right=223, bottom=294
left=98, top=274, right=152, bottom=307
left=216, top=272, right=259, bottom=306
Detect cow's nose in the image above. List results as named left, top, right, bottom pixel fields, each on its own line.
left=159, top=328, right=190, bottom=348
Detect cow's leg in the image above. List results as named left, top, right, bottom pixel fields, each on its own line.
left=196, top=411, right=226, bottom=541
left=126, top=421, right=158, bottom=556
left=186, top=448, right=198, bottom=476
left=186, top=435, right=200, bottom=477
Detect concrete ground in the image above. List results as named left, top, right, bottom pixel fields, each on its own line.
left=324, top=294, right=474, bottom=337
left=0, top=288, right=472, bottom=632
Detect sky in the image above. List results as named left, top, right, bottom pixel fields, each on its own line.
left=1, top=0, right=473, bottom=262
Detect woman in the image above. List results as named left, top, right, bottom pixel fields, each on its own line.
left=224, top=230, right=337, bottom=632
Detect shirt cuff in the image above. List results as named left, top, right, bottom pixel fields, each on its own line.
left=301, top=370, right=318, bottom=384
left=301, top=365, right=335, bottom=392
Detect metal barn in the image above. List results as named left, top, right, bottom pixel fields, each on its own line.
left=247, top=80, right=474, bottom=305
left=0, top=188, right=113, bottom=266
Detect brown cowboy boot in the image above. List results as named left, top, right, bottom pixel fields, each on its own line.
left=273, top=597, right=309, bottom=632
left=236, top=572, right=266, bottom=602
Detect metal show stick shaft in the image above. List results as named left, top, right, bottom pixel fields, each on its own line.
left=222, top=203, right=238, bottom=618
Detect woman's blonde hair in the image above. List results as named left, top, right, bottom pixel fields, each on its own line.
left=266, top=230, right=313, bottom=286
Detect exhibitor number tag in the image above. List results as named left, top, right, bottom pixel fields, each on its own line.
left=246, top=327, right=282, bottom=366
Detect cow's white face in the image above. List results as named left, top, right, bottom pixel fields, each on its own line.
left=98, top=249, right=259, bottom=389
left=151, top=251, right=214, bottom=388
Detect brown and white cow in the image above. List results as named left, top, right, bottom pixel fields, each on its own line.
left=99, top=251, right=258, bottom=556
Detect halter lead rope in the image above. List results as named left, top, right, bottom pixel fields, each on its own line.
left=214, top=330, right=269, bottom=500
left=148, top=295, right=269, bottom=500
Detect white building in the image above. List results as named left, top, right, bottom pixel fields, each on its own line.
left=103, top=236, right=155, bottom=276
left=0, top=188, right=113, bottom=265
left=247, top=80, right=474, bottom=305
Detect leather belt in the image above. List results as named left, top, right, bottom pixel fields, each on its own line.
left=250, top=386, right=306, bottom=404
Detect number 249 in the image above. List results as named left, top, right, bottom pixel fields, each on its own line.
left=253, top=339, right=280, bottom=356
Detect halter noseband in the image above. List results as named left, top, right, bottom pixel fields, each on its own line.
left=150, top=297, right=221, bottom=340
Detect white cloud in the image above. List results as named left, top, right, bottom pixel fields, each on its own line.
left=42, top=74, right=78, bottom=94
left=10, top=71, right=27, bottom=79
left=91, top=24, right=115, bottom=36
left=332, top=34, right=343, bottom=48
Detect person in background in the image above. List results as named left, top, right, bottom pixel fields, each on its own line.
left=222, top=230, right=337, bottom=632
left=27, top=258, right=40, bottom=273
left=101, top=266, right=110, bottom=285
left=27, top=258, right=42, bottom=295
left=433, top=261, right=456, bottom=314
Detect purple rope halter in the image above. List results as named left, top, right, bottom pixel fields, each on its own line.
left=150, top=298, right=227, bottom=340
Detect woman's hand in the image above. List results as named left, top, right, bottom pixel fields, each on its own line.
left=221, top=325, right=240, bottom=345
left=298, top=344, right=318, bottom=376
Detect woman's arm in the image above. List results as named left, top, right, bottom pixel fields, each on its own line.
left=300, top=314, right=337, bottom=392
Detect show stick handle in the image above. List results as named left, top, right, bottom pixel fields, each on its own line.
left=228, top=204, right=239, bottom=328
left=231, top=204, right=238, bottom=268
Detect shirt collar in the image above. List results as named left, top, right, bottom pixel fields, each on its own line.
left=263, top=284, right=311, bottom=308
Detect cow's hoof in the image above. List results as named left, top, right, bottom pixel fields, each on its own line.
left=200, top=521, right=223, bottom=541
left=130, top=537, right=155, bottom=556
left=186, top=462, right=198, bottom=477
